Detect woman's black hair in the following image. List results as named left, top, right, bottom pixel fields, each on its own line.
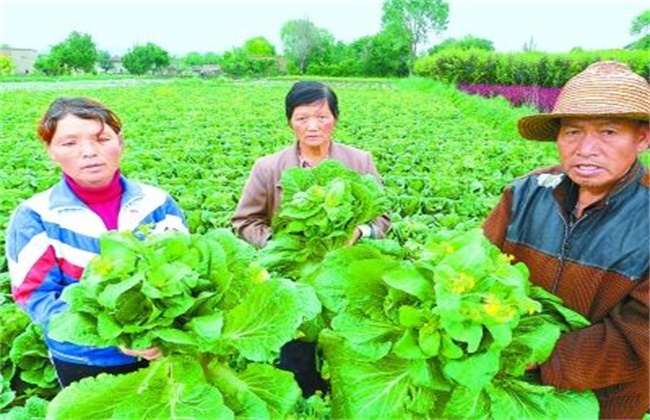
left=37, top=97, right=122, bottom=143
left=285, top=81, right=339, bottom=122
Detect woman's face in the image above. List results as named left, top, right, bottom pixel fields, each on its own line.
left=47, top=114, right=123, bottom=187
left=289, top=100, right=337, bottom=151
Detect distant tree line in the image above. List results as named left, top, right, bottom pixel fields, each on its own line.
left=2, top=1, right=647, bottom=78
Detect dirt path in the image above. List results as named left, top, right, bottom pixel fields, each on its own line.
left=0, top=78, right=173, bottom=92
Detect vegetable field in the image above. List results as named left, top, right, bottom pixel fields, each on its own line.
left=1, top=77, right=627, bottom=418
left=0, top=78, right=560, bottom=250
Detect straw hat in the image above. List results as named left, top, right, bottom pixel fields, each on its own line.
left=518, top=61, right=650, bottom=141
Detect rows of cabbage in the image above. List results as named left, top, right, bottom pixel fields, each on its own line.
left=0, top=77, right=560, bottom=263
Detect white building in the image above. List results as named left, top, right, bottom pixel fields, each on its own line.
left=0, top=48, right=38, bottom=74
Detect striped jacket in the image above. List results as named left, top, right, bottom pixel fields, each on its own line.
left=483, top=161, right=649, bottom=420
left=6, top=175, right=187, bottom=366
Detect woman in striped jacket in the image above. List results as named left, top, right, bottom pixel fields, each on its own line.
left=5, top=97, right=187, bottom=387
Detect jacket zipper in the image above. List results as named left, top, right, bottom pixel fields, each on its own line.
left=551, top=210, right=591, bottom=293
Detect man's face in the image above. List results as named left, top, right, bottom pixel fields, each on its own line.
left=557, top=117, right=649, bottom=197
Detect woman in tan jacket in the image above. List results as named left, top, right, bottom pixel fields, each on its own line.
left=231, top=81, right=390, bottom=397
left=232, top=80, right=390, bottom=249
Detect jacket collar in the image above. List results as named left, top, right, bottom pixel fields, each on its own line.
left=49, top=174, right=143, bottom=210
left=292, top=141, right=338, bottom=167
left=553, top=159, right=647, bottom=214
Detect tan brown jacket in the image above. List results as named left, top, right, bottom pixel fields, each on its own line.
left=232, top=142, right=390, bottom=248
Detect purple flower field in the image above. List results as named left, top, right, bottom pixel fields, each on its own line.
left=458, top=84, right=562, bottom=112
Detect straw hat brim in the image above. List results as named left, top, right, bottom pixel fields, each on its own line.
left=518, top=112, right=650, bottom=141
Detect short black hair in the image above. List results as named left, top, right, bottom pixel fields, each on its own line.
left=285, top=81, right=339, bottom=122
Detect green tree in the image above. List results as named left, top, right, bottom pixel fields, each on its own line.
left=0, top=55, right=15, bottom=75
left=179, top=52, right=222, bottom=68
left=50, top=31, right=98, bottom=73
left=351, top=27, right=410, bottom=77
left=305, top=38, right=353, bottom=76
left=625, top=36, right=650, bottom=50
left=281, top=18, right=324, bottom=74
left=122, top=43, right=170, bottom=75
left=242, top=37, right=276, bottom=56
left=221, top=47, right=280, bottom=78
left=630, top=9, right=650, bottom=36
left=220, top=36, right=281, bottom=77
left=626, top=9, right=650, bottom=50
left=381, top=0, right=449, bottom=72
left=203, top=52, right=221, bottom=64
left=181, top=52, right=206, bottom=66
left=304, top=29, right=339, bottom=73
left=429, top=35, right=494, bottom=54
left=34, top=54, right=65, bottom=75
left=97, top=50, right=113, bottom=72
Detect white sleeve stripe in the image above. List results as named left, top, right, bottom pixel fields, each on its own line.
left=8, top=232, right=50, bottom=288
left=53, top=240, right=97, bottom=267
left=9, top=236, right=96, bottom=289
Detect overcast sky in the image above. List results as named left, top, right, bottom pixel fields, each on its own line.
left=1, top=0, right=647, bottom=56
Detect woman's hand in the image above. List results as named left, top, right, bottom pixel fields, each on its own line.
left=346, top=227, right=363, bottom=246
left=119, top=346, right=162, bottom=361
left=347, top=224, right=373, bottom=246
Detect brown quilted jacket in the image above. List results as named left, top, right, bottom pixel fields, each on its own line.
left=483, top=162, right=649, bottom=419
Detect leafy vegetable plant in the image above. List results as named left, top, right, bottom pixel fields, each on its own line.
left=259, top=159, right=388, bottom=280
left=306, top=229, right=599, bottom=419
left=0, top=274, right=58, bottom=412
left=45, top=229, right=321, bottom=419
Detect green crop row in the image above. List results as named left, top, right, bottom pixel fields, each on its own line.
left=0, top=77, right=562, bottom=273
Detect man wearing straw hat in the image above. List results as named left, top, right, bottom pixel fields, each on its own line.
left=483, top=61, right=649, bottom=419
